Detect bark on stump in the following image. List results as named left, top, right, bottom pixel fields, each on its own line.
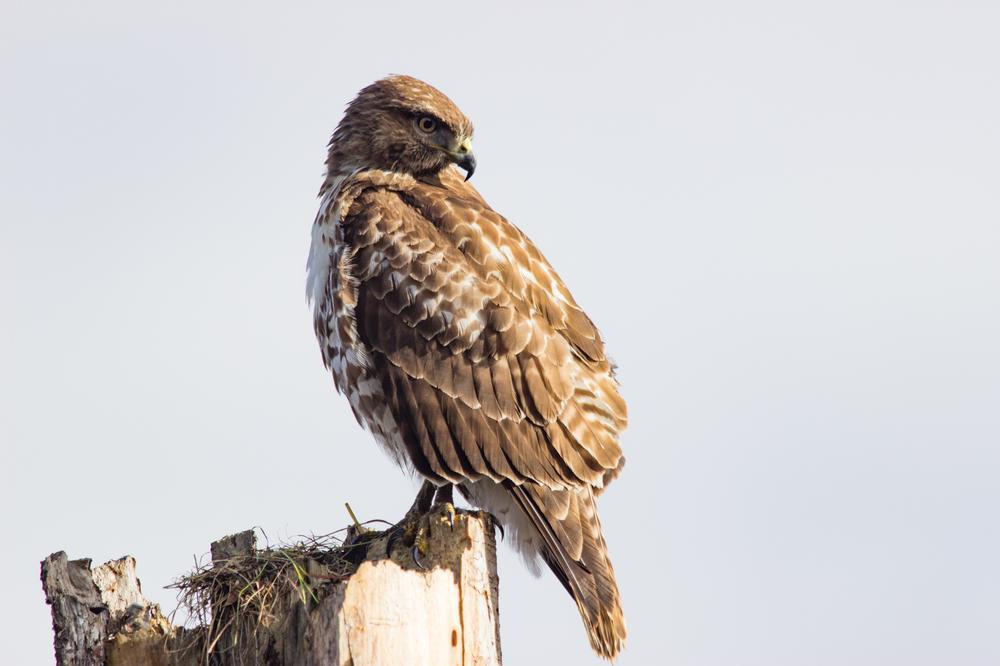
left=41, top=509, right=501, bottom=665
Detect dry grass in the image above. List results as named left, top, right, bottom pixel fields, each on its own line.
left=167, top=519, right=391, bottom=665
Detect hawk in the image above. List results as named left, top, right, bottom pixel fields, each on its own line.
left=307, top=75, right=628, bottom=659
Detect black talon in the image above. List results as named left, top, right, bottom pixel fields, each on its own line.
left=432, top=484, right=456, bottom=530
left=411, top=545, right=426, bottom=570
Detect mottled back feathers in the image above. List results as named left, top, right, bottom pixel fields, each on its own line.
left=308, top=76, right=629, bottom=658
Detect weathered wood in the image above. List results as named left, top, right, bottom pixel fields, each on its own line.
left=97, top=556, right=199, bottom=666
left=41, top=509, right=502, bottom=666
left=42, top=551, right=199, bottom=666
left=41, top=552, right=109, bottom=666
left=312, top=509, right=502, bottom=665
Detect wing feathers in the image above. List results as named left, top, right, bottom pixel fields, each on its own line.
left=324, top=169, right=628, bottom=660
left=342, top=179, right=625, bottom=490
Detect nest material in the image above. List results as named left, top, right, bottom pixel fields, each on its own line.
left=167, top=523, right=387, bottom=665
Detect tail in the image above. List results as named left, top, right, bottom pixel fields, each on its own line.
left=509, top=483, right=627, bottom=659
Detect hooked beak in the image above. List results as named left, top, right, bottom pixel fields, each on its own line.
left=451, top=137, right=476, bottom=180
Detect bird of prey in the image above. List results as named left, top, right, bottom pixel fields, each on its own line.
left=307, top=75, right=628, bottom=659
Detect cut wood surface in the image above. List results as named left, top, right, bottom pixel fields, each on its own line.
left=41, top=509, right=501, bottom=665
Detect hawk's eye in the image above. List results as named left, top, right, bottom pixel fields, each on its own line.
left=417, top=116, right=437, bottom=133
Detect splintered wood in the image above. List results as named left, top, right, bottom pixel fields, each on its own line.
left=41, top=510, right=502, bottom=666
left=321, top=510, right=502, bottom=665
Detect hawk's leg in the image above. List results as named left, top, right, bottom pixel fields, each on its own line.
left=385, top=480, right=440, bottom=567
left=400, top=483, right=458, bottom=567
left=434, top=483, right=453, bottom=505
left=408, top=479, right=438, bottom=517
left=384, top=481, right=460, bottom=568
left=433, top=483, right=456, bottom=529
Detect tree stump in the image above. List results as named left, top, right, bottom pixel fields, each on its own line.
left=41, top=509, right=502, bottom=665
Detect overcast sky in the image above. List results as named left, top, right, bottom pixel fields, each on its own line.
left=2, top=1, right=999, bottom=664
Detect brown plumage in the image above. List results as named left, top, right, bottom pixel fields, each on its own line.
left=307, top=75, right=628, bottom=659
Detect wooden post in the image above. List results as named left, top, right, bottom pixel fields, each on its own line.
left=40, top=552, right=109, bottom=666
left=41, top=509, right=502, bottom=666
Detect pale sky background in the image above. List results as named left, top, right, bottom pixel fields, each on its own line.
left=2, top=1, right=999, bottom=664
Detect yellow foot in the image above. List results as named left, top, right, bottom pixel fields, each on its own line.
left=410, top=502, right=457, bottom=568
left=385, top=501, right=458, bottom=568
left=438, top=502, right=456, bottom=531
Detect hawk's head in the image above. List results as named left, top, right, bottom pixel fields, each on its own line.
left=327, top=75, right=476, bottom=182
